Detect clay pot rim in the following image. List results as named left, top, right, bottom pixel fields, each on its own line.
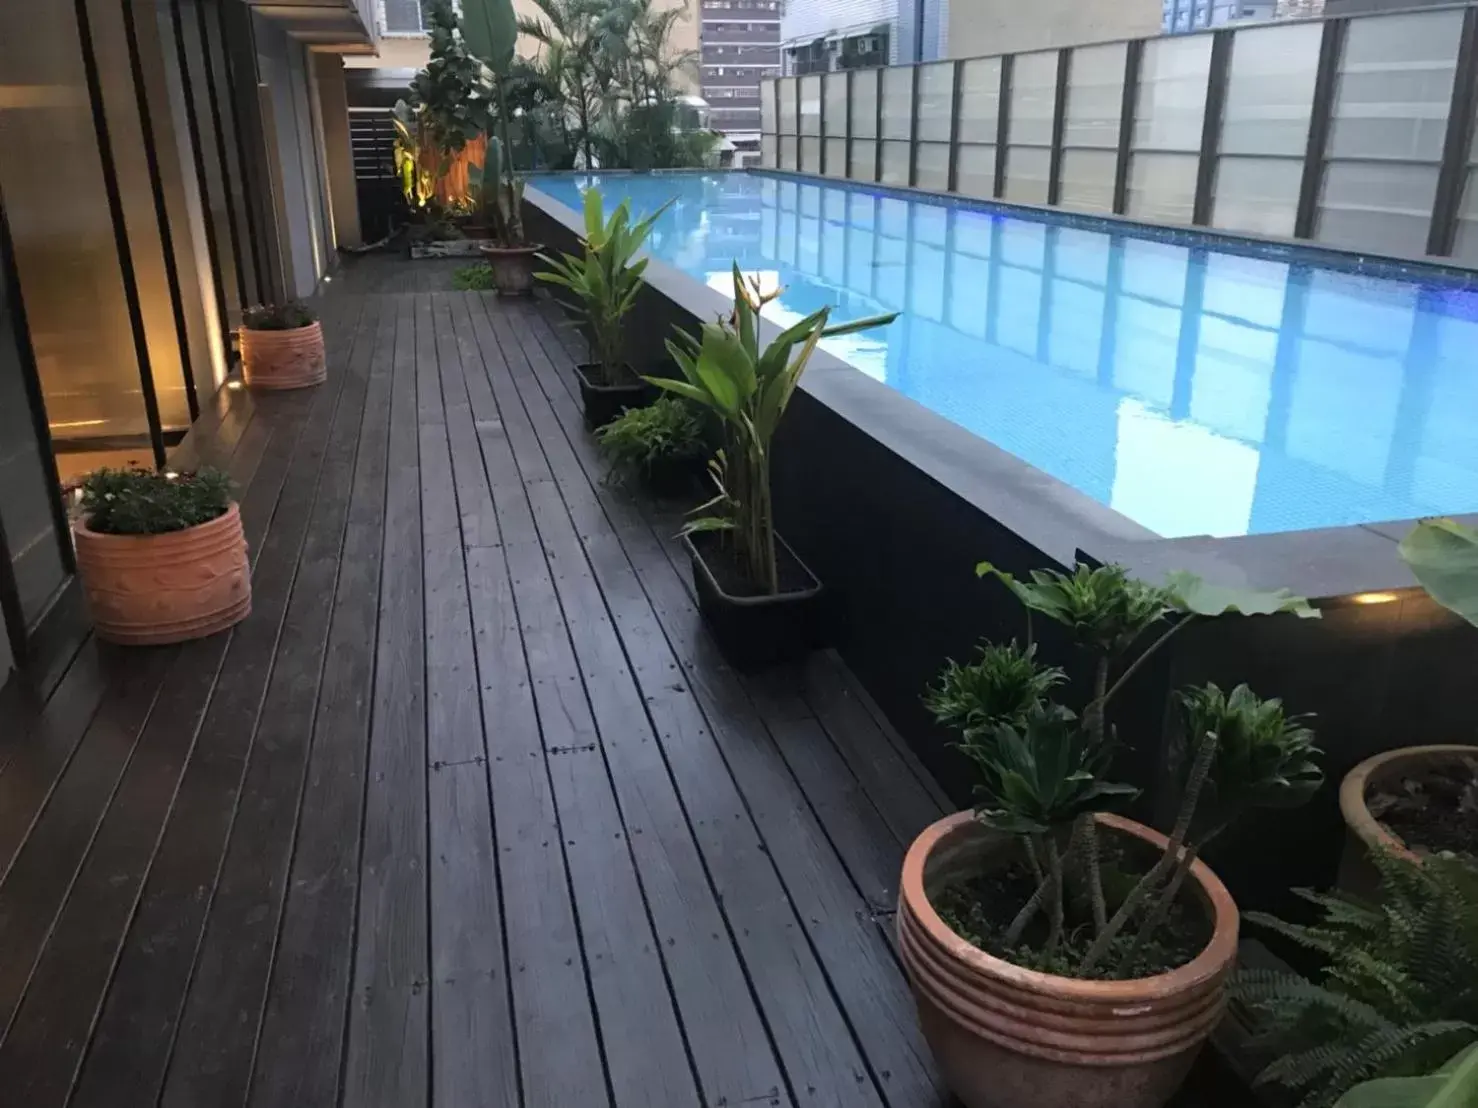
left=74, top=501, right=240, bottom=544
left=241, top=320, right=320, bottom=336
left=901, top=810, right=1239, bottom=1002
left=1339, top=744, right=1478, bottom=863
left=478, top=242, right=545, bottom=257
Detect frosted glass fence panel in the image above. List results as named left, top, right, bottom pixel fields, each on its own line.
left=824, top=138, right=846, bottom=177
left=824, top=73, right=847, bottom=134
left=800, top=137, right=821, bottom=171
left=1128, top=151, right=1199, bottom=224
left=881, top=140, right=911, bottom=185
left=760, top=134, right=776, bottom=168
left=1213, top=156, right=1305, bottom=237
left=851, top=139, right=878, bottom=181
left=917, top=143, right=949, bottom=190
left=1060, top=148, right=1116, bottom=212
left=1063, top=42, right=1126, bottom=149
left=957, top=144, right=997, bottom=198
left=760, top=81, right=776, bottom=135
left=1453, top=117, right=1478, bottom=263
left=799, top=75, right=821, bottom=135
left=1134, top=35, right=1212, bottom=153
left=1010, top=51, right=1059, bottom=147
left=1004, top=146, right=1051, bottom=205
left=917, top=62, right=954, bottom=143
left=1319, top=160, right=1440, bottom=256
left=958, top=57, right=1001, bottom=144
left=852, top=69, right=878, bottom=139
left=780, top=136, right=797, bottom=170
left=1222, top=23, right=1320, bottom=157
left=882, top=67, right=913, bottom=141
left=777, top=78, right=797, bottom=133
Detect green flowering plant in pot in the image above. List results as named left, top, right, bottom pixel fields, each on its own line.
left=536, top=187, right=672, bottom=427
left=647, top=265, right=895, bottom=669
left=899, top=561, right=1324, bottom=1108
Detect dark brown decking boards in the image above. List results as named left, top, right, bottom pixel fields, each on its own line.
left=507, top=294, right=946, bottom=1108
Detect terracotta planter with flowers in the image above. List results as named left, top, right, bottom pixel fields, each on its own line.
left=240, top=302, right=325, bottom=390
left=73, top=468, right=250, bottom=646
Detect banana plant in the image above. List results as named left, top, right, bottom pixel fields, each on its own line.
left=535, top=187, right=671, bottom=385
left=1400, top=518, right=1478, bottom=628
left=650, top=265, right=896, bottom=595
left=460, top=0, right=526, bottom=245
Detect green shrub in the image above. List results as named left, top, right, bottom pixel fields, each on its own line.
left=595, top=396, right=706, bottom=480
left=243, top=301, right=316, bottom=330
left=1240, top=849, right=1478, bottom=1108
left=80, top=467, right=234, bottom=536
left=452, top=263, right=496, bottom=290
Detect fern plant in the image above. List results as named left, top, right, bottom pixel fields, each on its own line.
left=1239, top=848, right=1478, bottom=1108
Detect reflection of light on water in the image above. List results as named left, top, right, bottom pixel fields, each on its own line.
left=1110, top=399, right=1259, bottom=539
left=702, top=271, right=889, bottom=383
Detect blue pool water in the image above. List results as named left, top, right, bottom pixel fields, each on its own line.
left=530, top=171, right=1478, bottom=538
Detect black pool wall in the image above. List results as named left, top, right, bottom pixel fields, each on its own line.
left=525, top=184, right=1478, bottom=918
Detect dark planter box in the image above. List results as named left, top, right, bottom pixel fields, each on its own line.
left=641, top=454, right=706, bottom=501
left=576, top=362, right=654, bottom=429
left=683, top=530, right=822, bottom=671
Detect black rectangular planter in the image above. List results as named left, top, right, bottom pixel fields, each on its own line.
left=576, top=362, right=654, bottom=430
left=683, top=530, right=823, bottom=671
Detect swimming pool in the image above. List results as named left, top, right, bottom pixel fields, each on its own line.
left=529, top=171, right=1478, bottom=539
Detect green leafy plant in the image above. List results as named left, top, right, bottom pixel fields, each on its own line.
left=452, top=263, right=497, bottom=290
left=80, top=468, right=233, bottom=536
left=460, top=0, right=529, bottom=245
left=931, top=560, right=1324, bottom=978
left=536, top=187, right=671, bottom=385
left=1334, top=1043, right=1478, bottom=1108
left=1401, top=518, right=1478, bottom=628
left=652, top=265, right=896, bottom=595
left=595, top=395, right=706, bottom=482
left=242, top=301, right=316, bottom=331
left=1239, top=849, right=1478, bottom=1108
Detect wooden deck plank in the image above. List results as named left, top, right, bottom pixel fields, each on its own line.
left=246, top=300, right=398, bottom=1108
left=156, top=299, right=372, bottom=1108
left=419, top=292, right=517, bottom=1108
left=342, top=295, right=430, bottom=1108
left=65, top=302, right=360, bottom=1108
left=446, top=293, right=608, bottom=1108
left=461, top=296, right=700, bottom=1108
left=515, top=299, right=945, bottom=1108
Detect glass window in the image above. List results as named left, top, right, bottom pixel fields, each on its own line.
left=958, top=57, right=1001, bottom=144
left=881, top=66, right=913, bottom=140
left=916, top=62, right=954, bottom=143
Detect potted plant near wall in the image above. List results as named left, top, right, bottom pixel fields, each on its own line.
left=595, top=395, right=709, bottom=496
left=537, top=188, right=673, bottom=427
left=901, top=561, right=1324, bottom=1108
left=650, top=266, right=896, bottom=669
left=240, top=302, right=325, bottom=390
left=461, top=0, right=544, bottom=294
left=73, top=467, right=251, bottom=646
left=1339, top=518, right=1478, bottom=891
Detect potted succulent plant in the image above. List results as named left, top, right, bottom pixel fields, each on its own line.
left=1339, top=519, right=1478, bottom=891
left=650, top=265, right=896, bottom=669
left=1238, top=846, right=1478, bottom=1108
left=537, top=188, right=673, bottom=428
left=901, top=562, right=1324, bottom=1108
left=461, top=0, right=543, bottom=294
left=595, top=395, right=709, bottom=497
left=73, top=467, right=251, bottom=645
left=240, top=302, right=324, bottom=390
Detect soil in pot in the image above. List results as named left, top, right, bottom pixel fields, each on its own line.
left=932, top=838, right=1212, bottom=982
left=1369, top=756, right=1478, bottom=860
left=690, top=528, right=816, bottom=599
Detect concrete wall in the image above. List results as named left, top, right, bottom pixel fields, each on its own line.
left=315, top=55, right=363, bottom=249
left=947, top=0, right=1162, bottom=59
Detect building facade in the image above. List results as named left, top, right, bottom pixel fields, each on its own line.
left=700, top=0, right=782, bottom=145
left=779, top=0, right=946, bottom=74
left=0, top=0, right=371, bottom=682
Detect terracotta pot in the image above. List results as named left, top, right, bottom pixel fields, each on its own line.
left=240, top=321, right=326, bottom=390
left=1338, top=744, right=1478, bottom=893
left=479, top=243, right=543, bottom=296
left=897, top=811, right=1238, bottom=1108
left=74, top=503, right=251, bottom=646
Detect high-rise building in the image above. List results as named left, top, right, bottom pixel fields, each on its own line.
left=1162, top=0, right=1276, bottom=32
left=779, top=0, right=946, bottom=75
left=700, top=0, right=782, bottom=150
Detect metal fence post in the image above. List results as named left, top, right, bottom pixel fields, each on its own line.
left=1428, top=5, right=1478, bottom=255
left=1113, top=38, right=1142, bottom=215
left=908, top=63, right=922, bottom=187
left=875, top=68, right=884, bottom=182
left=946, top=58, right=964, bottom=193
left=1048, top=48, right=1071, bottom=207
left=846, top=68, right=855, bottom=179
left=1295, top=18, right=1344, bottom=240
left=795, top=76, right=803, bottom=172
left=994, top=53, right=1013, bottom=199
left=1192, top=29, right=1233, bottom=227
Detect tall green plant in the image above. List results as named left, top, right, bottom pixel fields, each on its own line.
left=461, top=0, right=526, bottom=244
left=651, top=266, right=896, bottom=594
left=535, top=187, right=670, bottom=384
left=1400, top=518, right=1478, bottom=628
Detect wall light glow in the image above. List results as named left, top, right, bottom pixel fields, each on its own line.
left=1351, top=591, right=1401, bottom=605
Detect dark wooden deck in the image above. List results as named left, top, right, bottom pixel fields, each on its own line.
left=0, top=254, right=957, bottom=1108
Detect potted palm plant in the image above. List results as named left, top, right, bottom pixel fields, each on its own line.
left=1339, top=519, right=1478, bottom=892
left=461, top=0, right=543, bottom=294
left=536, top=188, right=673, bottom=428
left=650, top=266, right=896, bottom=669
left=901, top=562, right=1324, bottom=1108
left=73, top=467, right=251, bottom=645
left=240, top=302, right=324, bottom=390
